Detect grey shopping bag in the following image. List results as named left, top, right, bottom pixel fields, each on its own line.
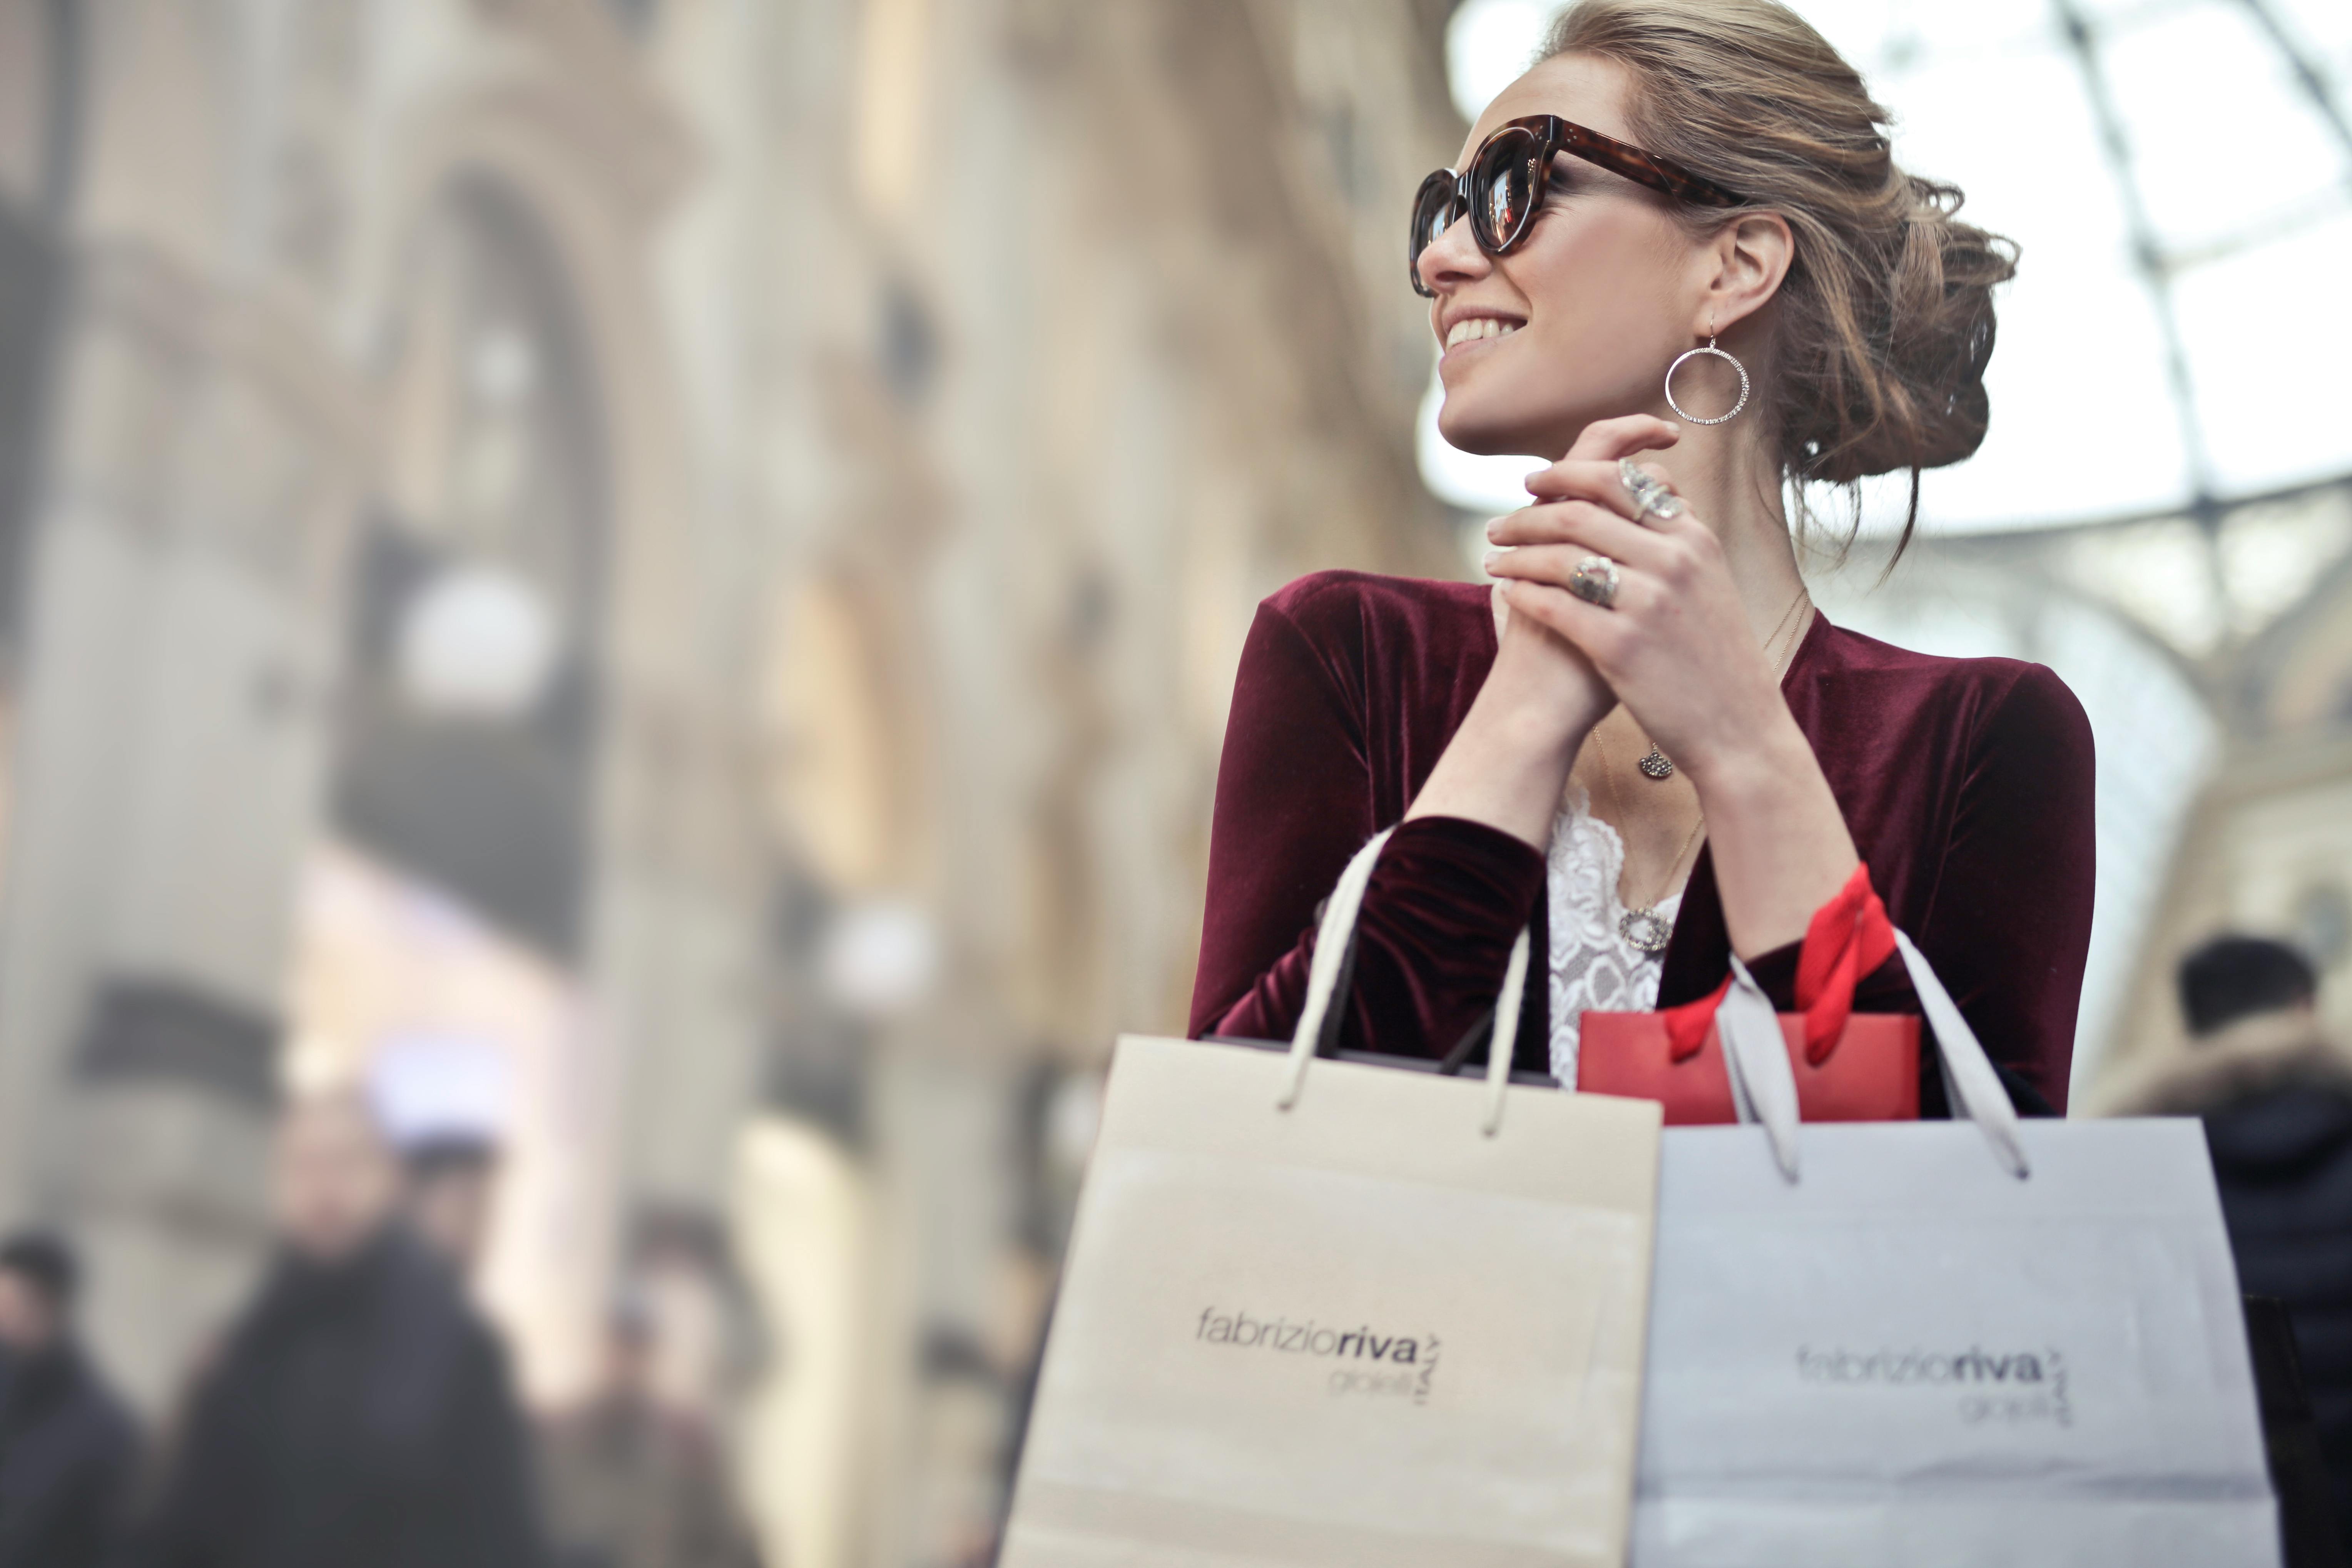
left=1628, top=939, right=2280, bottom=1566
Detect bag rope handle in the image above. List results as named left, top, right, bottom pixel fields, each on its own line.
left=1279, top=829, right=1534, bottom=1138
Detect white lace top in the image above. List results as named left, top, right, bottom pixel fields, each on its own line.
left=1544, top=784, right=1682, bottom=1089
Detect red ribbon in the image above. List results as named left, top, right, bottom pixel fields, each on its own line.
left=1662, top=976, right=1730, bottom=1063
left=1794, top=863, right=1895, bottom=1065
left=1657, top=863, right=1892, bottom=1066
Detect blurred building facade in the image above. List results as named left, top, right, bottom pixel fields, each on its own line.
left=4, top=1, right=2346, bottom=1564
left=0, top=0, right=1460, bottom=1563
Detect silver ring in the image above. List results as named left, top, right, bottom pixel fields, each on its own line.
left=1569, top=553, right=1620, bottom=609
left=1617, top=457, right=1685, bottom=521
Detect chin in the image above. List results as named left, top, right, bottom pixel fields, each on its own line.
left=1437, top=397, right=1562, bottom=460
left=1445, top=374, right=1660, bottom=459
left=1436, top=362, right=1590, bottom=456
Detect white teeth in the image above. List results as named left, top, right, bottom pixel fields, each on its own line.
left=1445, top=318, right=1521, bottom=348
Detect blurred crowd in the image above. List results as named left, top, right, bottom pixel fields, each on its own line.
left=0, top=1089, right=762, bottom=1568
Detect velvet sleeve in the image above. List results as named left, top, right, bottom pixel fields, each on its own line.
left=1188, top=598, right=1546, bottom=1056
left=1745, top=663, right=2093, bottom=1115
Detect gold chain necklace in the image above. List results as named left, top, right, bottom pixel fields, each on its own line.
left=1598, top=587, right=1813, bottom=955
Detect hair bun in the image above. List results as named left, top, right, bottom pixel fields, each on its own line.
left=1818, top=174, right=2017, bottom=484
left=1546, top=0, right=2022, bottom=550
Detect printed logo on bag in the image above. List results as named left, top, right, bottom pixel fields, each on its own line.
left=1196, top=1308, right=1443, bottom=1404
left=1795, top=1345, right=2073, bottom=1428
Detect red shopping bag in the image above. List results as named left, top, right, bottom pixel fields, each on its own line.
left=1576, top=1011, right=1918, bottom=1124
left=1577, top=864, right=1921, bottom=1124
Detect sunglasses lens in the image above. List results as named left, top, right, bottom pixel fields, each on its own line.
left=1408, top=173, right=1458, bottom=291
left=1473, top=129, right=1542, bottom=250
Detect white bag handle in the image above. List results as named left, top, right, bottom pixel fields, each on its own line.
left=1716, top=926, right=2029, bottom=1182
left=1277, top=829, right=1533, bottom=1138
left=1718, top=955, right=1801, bottom=1180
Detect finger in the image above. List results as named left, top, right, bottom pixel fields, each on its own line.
left=1520, top=458, right=1657, bottom=524
left=1564, top=413, right=1681, bottom=465
left=1523, top=416, right=1683, bottom=519
left=1486, top=501, right=1673, bottom=570
left=1620, top=459, right=1708, bottom=533
left=1488, top=542, right=1671, bottom=612
left=1485, top=545, right=1666, bottom=618
left=1486, top=543, right=1618, bottom=596
left=1499, top=578, right=1628, bottom=661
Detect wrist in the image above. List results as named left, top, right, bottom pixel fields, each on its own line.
left=1469, top=676, right=1593, bottom=770
left=1406, top=669, right=1595, bottom=848
left=1681, top=707, right=1813, bottom=805
left=1479, top=645, right=1607, bottom=752
left=1693, top=710, right=1815, bottom=822
left=1686, top=712, right=1861, bottom=957
left=1675, top=691, right=1797, bottom=785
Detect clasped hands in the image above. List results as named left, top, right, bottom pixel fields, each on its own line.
left=1480, top=413, right=1789, bottom=784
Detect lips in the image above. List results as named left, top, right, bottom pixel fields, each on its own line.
left=1444, top=315, right=1523, bottom=350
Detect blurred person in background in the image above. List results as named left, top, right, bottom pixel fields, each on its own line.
left=539, top=1291, right=762, bottom=1568
left=133, top=1090, right=544, bottom=1568
left=2107, top=935, right=2352, bottom=1538
left=366, top=1036, right=511, bottom=1281
left=0, top=1232, right=138, bottom=1568
left=399, top=1134, right=502, bottom=1281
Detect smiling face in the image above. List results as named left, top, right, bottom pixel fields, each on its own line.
left=1421, top=53, right=1713, bottom=459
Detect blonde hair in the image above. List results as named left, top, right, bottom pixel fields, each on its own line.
left=1543, top=0, right=2017, bottom=553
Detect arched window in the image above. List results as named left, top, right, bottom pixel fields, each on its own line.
left=336, top=174, right=608, bottom=958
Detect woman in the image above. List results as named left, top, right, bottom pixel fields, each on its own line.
left=1188, top=0, right=2093, bottom=1113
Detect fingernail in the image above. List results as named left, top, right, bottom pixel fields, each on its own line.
left=1485, top=517, right=1504, bottom=542
left=1483, top=547, right=1508, bottom=572
left=1523, top=470, right=1548, bottom=491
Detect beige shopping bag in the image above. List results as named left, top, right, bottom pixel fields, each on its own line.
left=1003, top=830, right=1665, bottom=1567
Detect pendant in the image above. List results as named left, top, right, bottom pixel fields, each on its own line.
left=1619, top=908, right=1673, bottom=955
left=1638, top=748, right=1675, bottom=780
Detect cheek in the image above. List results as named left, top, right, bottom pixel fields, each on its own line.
left=1521, top=247, right=1676, bottom=390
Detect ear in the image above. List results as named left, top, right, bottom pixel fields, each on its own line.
left=1692, top=212, right=1794, bottom=339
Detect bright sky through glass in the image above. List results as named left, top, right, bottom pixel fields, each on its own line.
left=1428, top=0, right=2352, bottom=534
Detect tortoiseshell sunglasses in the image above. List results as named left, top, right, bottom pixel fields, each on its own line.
left=1409, top=115, right=1742, bottom=297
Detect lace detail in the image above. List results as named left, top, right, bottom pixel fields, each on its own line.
left=1545, top=785, right=1681, bottom=1088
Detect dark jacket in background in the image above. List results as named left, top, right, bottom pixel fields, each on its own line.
left=0, top=1339, right=138, bottom=1568
left=2111, top=1011, right=2352, bottom=1542
left=136, top=1225, right=543, bottom=1568
left=538, top=1392, right=761, bottom=1568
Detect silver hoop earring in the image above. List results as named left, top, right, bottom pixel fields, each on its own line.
left=1664, top=337, right=1750, bottom=425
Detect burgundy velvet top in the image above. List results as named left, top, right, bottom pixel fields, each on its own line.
left=1188, top=571, right=2096, bottom=1114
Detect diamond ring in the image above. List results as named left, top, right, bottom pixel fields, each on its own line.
left=1618, top=457, right=1685, bottom=522
left=1569, top=554, right=1620, bottom=609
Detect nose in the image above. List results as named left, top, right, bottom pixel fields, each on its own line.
left=1416, top=211, right=1490, bottom=298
